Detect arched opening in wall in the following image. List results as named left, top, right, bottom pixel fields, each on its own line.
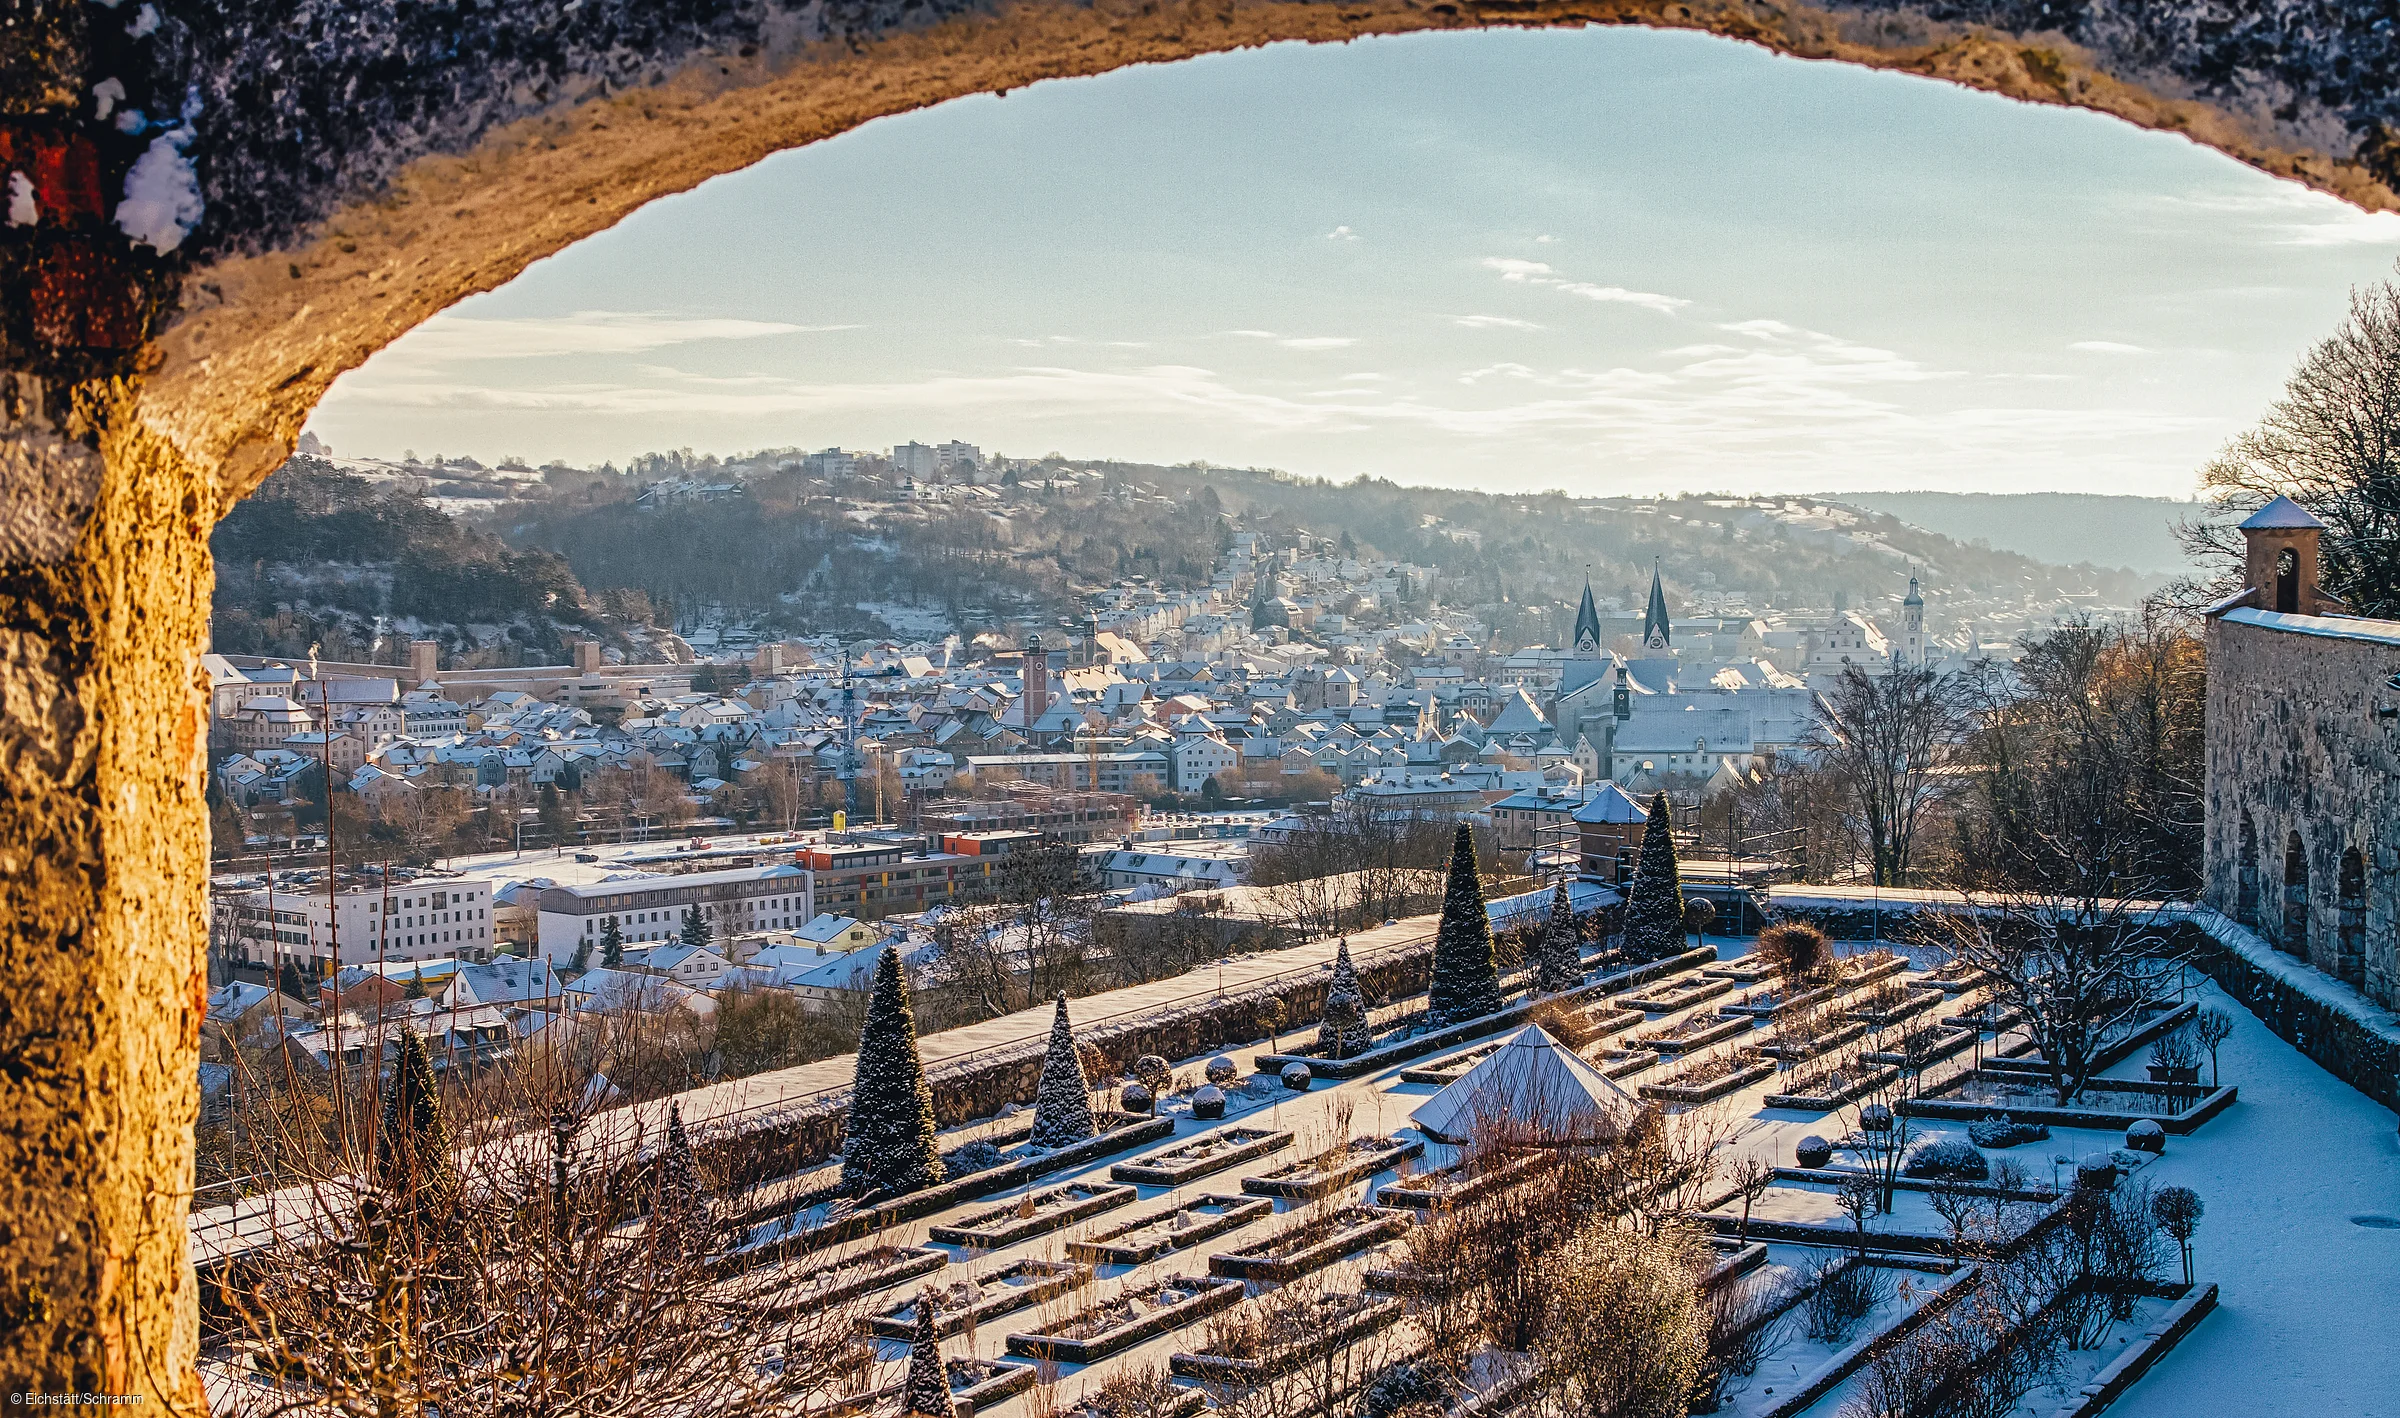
left=2237, top=815, right=2260, bottom=926
left=2275, top=547, right=2301, bottom=613
left=2283, top=831, right=2311, bottom=958
left=2336, top=847, right=2366, bottom=988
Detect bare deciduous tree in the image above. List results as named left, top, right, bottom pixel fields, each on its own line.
left=1807, top=664, right=1974, bottom=888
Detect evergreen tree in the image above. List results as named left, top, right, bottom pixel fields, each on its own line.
left=1625, top=792, right=1687, bottom=959
left=278, top=960, right=308, bottom=1001
left=1318, top=937, right=1374, bottom=1057
left=679, top=905, right=711, bottom=952
left=841, top=947, right=946, bottom=1196
left=1029, top=992, right=1096, bottom=1150
left=1535, top=881, right=1584, bottom=994
left=654, top=1101, right=712, bottom=1257
left=376, top=1027, right=453, bottom=1205
left=902, top=1291, right=951, bottom=1416
left=571, top=935, right=593, bottom=973
left=599, top=915, right=624, bottom=969
left=1428, top=824, right=1502, bottom=1024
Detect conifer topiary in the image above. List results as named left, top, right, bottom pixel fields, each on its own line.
left=1535, top=881, right=1584, bottom=994
left=1318, top=937, right=1374, bottom=1057
left=1029, top=992, right=1096, bottom=1150
left=377, top=1026, right=453, bottom=1207
left=841, top=946, right=946, bottom=1196
left=902, top=1291, right=951, bottom=1415
left=654, top=1100, right=713, bottom=1257
left=1624, top=792, right=1686, bottom=960
left=1429, top=823, right=1502, bottom=1024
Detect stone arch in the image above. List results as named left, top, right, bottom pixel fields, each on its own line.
left=2336, top=846, right=2367, bottom=988
left=2282, top=829, right=2311, bottom=958
left=9, top=3, right=2400, bottom=1402
left=2236, top=812, right=2259, bottom=926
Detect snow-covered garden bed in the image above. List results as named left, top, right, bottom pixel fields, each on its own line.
left=1168, top=1290, right=1404, bottom=1384
left=1003, top=1275, right=1245, bottom=1363
left=1633, top=1011, right=1754, bottom=1054
left=1065, top=1193, right=1274, bottom=1265
left=858, top=1257, right=1088, bottom=1338
left=1207, top=1204, right=1411, bottom=1281
left=718, top=1242, right=946, bottom=1315
left=1241, top=1133, right=1425, bottom=1200
left=1907, top=1072, right=2238, bottom=1135
left=1374, top=1148, right=1554, bottom=1211
left=1623, top=973, right=1737, bottom=1014
left=929, top=1180, right=1137, bottom=1249
left=1111, top=1125, right=1293, bottom=1187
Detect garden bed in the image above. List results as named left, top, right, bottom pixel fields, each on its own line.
left=1697, top=1174, right=2069, bottom=1258
left=1111, top=1125, right=1293, bottom=1187
left=1168, top=1290, right=1404, bottom=1384
left=1241, top=1133, right=1425, bottom=1200
left=1208, top=1204, right=1410, bottom=1282
left=1399, top=1040, right=1505, bottom=1086
left=1374, top=1149, right=1554, bottom=1211
left=929, top=1180, right=1137, bottom=1249
left=1763, top=1062, right=1901, bottom=1113
left=1595, top=1046, right=1662, bottom=1079
left=1842, top=982, right=1944, bottom=1029
left=1002, top=1275, right=1245, bottom=1364
left=1622, top=974, right=1736, bottom=1014
left=936, top=1357, right=1037, bottom=1413
left=1750, top=1020, right=1870, bottom=1064
left=858, top=1257, right=1088, bottom=1339
left=719, top=1242, right=946, bottom=1316
left=1718, top=982, right=1838, bottom=1021
left=1701, top=952, right=1776, bottom=983
left=1905, top=1072, right=2237, bottom=1135
left=1053, top=1383, right=1210, bottom=1418
left=1985, top=1001, right=2198, bottom=1079
left=1631, top=1011, right=1754, bottom=1055
left=1639, top=1055, right=1777, bottom=1105
left=1064, top=1193, right=1274, bottom=1265
left=1251, top=947, right=1717, bottom=1081
left=733, top=1112, right=1172, bottom=1264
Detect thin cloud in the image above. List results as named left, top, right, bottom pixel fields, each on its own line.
left=2071, top=340, right=2150, bottom=354
left=391, top=310, right=850, bottom=361
left=1325, top=225, right=1360, bottom=241
left=1478, top=257, right=1687, bottom=314
left=1221, top=330, right=1357, bottom=350
left=1455, top=315, right=1542, bottom=330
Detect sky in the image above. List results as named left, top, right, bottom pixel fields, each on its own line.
left=304, top=25, right=2400, bottom=498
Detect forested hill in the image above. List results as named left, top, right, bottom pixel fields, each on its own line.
left=1817, top=491, right=2200, bottom=577
left=210, top=450, right=2171, bottom=657
left=210, top=459, right=607, bottom=666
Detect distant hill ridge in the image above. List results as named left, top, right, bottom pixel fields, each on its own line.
left=1816, top=491, right=2200, bottom=577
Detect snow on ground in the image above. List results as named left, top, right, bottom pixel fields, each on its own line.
left=2099, top=973, right=2400, bottom=1418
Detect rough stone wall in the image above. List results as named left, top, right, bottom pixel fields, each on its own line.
left=2203, top=616, right=2400, bottom=1008
left=5, top=0, right=2400, bottom=1398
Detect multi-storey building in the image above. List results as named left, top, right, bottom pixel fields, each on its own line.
left=221, top=872, right=498, bottom=971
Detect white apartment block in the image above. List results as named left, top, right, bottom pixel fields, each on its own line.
left=533, top=863, right=814, bottom=966
left=224, top=876, right=496, bottom=971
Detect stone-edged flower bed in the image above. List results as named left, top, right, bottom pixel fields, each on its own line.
left=1638, top=1053, right=1777, bottom=1105
left=1717, top=982, right=1839, bottom=1021
left=733, top=1112, right=1172, bottom=1265
left=1864, top=1025, right=1979, bottom=1069
left=1763, top=1061, right=1901, bottom=1113
left=1111, top=1125, right=1294, bottom=1187
left=1938, top=1001, right=2023, bottom=1035
left=938, top=1357, right=1038, bottom=1412
left=1700, top=952, right=1776, bottom=983
left=929, top=1180, right=1137, bottom=1249
left=1065, top=1193, right=1274, bottom=1266
left=1622, top=973, right=1736, bottom=1014
left=1983, top=1001, right=2200, bottom=1080
left=1241, top=1133, right=1425, bottom=1200
left=1003, top=1275, right=1245, bottom=1364
left=1168, top=1290, right=1404, bottom=1384
left=721, top=1242, right=946, bottom=1316
left=1399, top=1040, right=1506, bottom=1086
left=1054, top=1384, right=1210, bottom=1418
left=1207, top=1204, right=1410, bottom=1282
left=1631, top=1011, right=1754, bottom=1055
left=1834, top=952, right=1914, bottom=991
left=1904, top=1072, right=2238, bottom=1135
left=858, top=1257, right=1089, bottom=1339
left=1251, top=946, right=1718, bottom=1081
left=1750, top=1019, right=1871, bottom=1064
left=1594, top=1046, right=1661, bottom=1079
left=1842, top=981, right=1944, bottom=1029
left=1374, top=1149, right=1554, bottom=1212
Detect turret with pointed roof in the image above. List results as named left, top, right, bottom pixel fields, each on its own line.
left=1571, top=577, right=1604, bottom=657
left=1642, top=561, right=1672, bottom=651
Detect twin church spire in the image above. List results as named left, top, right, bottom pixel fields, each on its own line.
left=1571, top=560, right=1674, bottom=656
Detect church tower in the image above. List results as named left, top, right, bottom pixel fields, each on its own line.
left=1642, top=562, right=1672, bottom=652
left=1899, top=573, right=1926, bottom=667
left=1572, top=576, right=1604, bottom=657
